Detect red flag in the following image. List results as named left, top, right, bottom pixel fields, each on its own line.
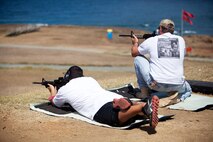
left=182, top=10, right=194, bottom=25
left=183, top=10, right=194, bottom=18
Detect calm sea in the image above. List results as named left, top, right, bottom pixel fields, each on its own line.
left=0, top=0, right=213, bottom=35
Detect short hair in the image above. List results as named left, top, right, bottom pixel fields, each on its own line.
left=159, top=19, right=175, bottom=34
left=64, top=65, right=83, bottom=81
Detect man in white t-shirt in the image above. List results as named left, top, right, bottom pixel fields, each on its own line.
left=47, top=66, right=159, bottom=128
left=131, top=19, right=192, bottom=103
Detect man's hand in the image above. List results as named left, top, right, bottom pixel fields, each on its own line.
left=131, top=34, right=140, bottom=57
left=47, top=84, right=55, bottom=93
left=131, top=34, right=139, bottom=45
left=47, top=84, right=57, bottom=102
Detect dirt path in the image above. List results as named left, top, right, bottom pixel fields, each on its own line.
left=0, top=43, right=212, bottom=64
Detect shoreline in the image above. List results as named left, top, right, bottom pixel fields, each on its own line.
left=1, top=23, right=213, bottom=36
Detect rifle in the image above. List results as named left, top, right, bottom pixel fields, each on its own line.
left=119, top=31, right=156, bottom=40
left=33, top=77, right=68, bottom=90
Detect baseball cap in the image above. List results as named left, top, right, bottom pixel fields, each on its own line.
left=159, top=19, right=175, bottom=29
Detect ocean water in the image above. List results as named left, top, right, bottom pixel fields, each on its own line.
left=0, top=0, right=212, bottom=35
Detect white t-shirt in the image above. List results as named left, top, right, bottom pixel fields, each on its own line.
left=53, top=77, right=123, bottom=119
left=138, top=33, right=185, bottom=84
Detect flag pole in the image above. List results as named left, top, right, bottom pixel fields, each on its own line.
left=181, top=9, right=183, bottom=36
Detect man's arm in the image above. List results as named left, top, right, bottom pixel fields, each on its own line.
left=47, top=84, right=66, bottom=107
left=131, top=35, right=140, bottom=57
left=47, top=84, right=57, bottom=103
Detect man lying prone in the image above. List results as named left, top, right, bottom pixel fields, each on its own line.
left=47, top=65, right=159, bottom=128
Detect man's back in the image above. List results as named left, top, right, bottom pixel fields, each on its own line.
left=138, top=33, right=186, bottom=84
left=53, top=77, right=123, bottom=119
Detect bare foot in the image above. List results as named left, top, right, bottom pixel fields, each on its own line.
left=113, top=98, right=132, bottom=110
left=159, top=92, right=180, bottom=107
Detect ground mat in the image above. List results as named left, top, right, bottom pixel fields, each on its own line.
left=110, top=84, right=213, bottom=111
left=30, top=102, right=174, bottom=130
left=168, top=94, right=213, bottom=111
left=30, top=83, right=212, bottom=129
left=30, top=84, right=172, bottom=129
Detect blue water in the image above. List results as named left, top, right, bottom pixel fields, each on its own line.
left=0, top=0, right=213, bottom=35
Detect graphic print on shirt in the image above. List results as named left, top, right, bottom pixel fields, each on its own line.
left=157, top=38, right=180, bottom=58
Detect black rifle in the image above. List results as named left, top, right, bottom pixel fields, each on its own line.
left=119, top=31, right=156, bottom=40
left=33, top=77, right=68, bottom=90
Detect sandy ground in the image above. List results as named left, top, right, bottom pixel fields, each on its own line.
left=0, top=25, right=213, bottom=142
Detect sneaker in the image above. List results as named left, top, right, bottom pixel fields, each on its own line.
left=142, top=95, right=159, bottom=128
left=113, top=98, right=133, bottom=110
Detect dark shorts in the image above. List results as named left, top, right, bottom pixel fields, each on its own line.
left=93, top=102, right=120, bottom=127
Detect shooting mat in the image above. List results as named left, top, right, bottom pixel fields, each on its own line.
left=30, top=102, right=174, bottom=129
left=30, top=83, right=213, bottom=129
left=30, top=84, right=173, bottom=129
left=168, top=94, right=213, bottom=111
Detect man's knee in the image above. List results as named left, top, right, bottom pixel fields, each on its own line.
left=178, top=81, right=192, bottom=101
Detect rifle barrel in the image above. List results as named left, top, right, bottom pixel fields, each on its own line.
left=119, top=34, right=144, bottom=39
left=119, top=34, right=132, bottom=37
left=32, top=82, right=42, bottom=84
